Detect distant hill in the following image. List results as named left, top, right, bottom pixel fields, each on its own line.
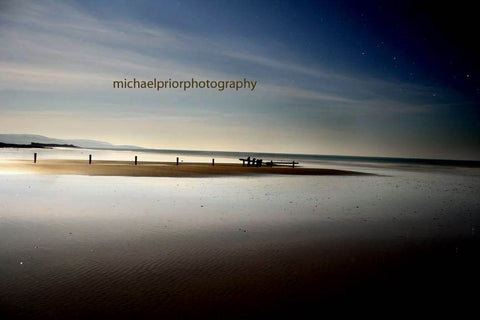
left=0, top=134, right=142, bottom=150
left=0, top=142, right=78, bottom=149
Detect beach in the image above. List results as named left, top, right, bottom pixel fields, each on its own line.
left=2, top=0, right=478, bottom=317
left=1, top=151, right=479, bottom=318
left=0, top=159, right=367, bottom=177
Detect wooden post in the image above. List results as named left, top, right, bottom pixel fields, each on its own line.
left=34, top=153, right=37, bottom=163
left=242, top=159, right=245, bottom=167
left=135, top=155, right=137, bottom=165
left=176, top=157, right=179, bottom=166
left=212, top=158, right=215, bottom=166
left=270, top=160, right=273, bottom=167
left=292, top=161, right=295, bottom=168
left=89, top=154, right=92, bottom=165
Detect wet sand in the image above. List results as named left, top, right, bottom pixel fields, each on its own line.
left=0, top=159, right=368, bottom=177
left=2, top=235, right=478, bottom=319
left=1, top=169, right=479, bottom=318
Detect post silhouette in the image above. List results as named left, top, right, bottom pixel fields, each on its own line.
left=34, top=153, right=37, bottom=163
left=212, top=158, right=215, bottom=166
left=89, top=154, right=92, bottom=165
left=135, top=155, right=137, bottom=165
left=176, top=157, right=179, bottom=166
left=292, top=160, right=295, bottom=168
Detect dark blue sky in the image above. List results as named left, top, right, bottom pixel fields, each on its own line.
left=1, top=0, right=479, bottom=158
left=74, top=0, right=479, bottom=95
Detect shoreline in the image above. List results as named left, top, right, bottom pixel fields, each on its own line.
left=0, top=159, right=370, bottom=177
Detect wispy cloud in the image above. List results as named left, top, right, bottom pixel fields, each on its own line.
left=0, top=0, right=448, bottom=111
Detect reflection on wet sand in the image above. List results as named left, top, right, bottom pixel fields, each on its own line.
left=1, top=165, right=479, bottom=318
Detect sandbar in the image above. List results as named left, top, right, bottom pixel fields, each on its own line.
left=0, top=159, right=369, bottom=177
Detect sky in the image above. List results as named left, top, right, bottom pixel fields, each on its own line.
left=1, top=0, right=479, bottom=159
